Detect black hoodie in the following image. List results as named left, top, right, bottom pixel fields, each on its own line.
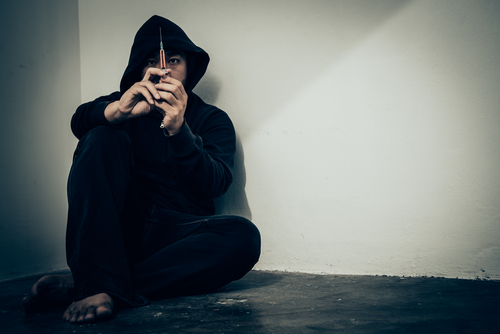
left=71, top=16, right=235, bottom=216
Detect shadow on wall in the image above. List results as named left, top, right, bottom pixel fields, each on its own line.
left=214, top=135, right=252, bottom=220
left=194, top=73, right=252, bottom=220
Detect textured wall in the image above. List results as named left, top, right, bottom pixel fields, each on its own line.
left=0, top=1, right=80, bottom=281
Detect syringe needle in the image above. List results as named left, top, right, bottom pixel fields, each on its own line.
left=159, top=27, right=166, bottom=70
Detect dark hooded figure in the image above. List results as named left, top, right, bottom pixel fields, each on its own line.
left=23, top=15, right=261, bottom=323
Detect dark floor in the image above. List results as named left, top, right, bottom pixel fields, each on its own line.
left=1, top=270, right=499, bottom=334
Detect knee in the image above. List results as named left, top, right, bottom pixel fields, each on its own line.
left=225, top=216, right=261, bottom=267
left=80, top=126, right=130, bottom=148
left=75, top=126, right=131, bottom=159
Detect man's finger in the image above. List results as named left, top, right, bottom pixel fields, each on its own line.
left=136, top=85, right=156, bottom=104
left=157, top=76, right=187, bottom=95
left=155, top=82, right=186, bottom=102
left=131, top=82, right=161, bottom=103
left=142, top=67, right=170, bottom=82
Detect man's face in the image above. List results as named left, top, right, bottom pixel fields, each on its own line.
left=141, top=50, right=188, bottom=85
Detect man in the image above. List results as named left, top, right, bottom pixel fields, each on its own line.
left=23, top=15, right=261, bottom=323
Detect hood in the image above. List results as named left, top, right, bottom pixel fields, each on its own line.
left=120, top=15, right=209, bottom=94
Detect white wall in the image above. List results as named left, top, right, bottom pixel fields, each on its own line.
left=79, top=0, right=500, bottom=280
left=2, top=0, right=498, bottom=282
left=0, top=1, right=80, bottom=281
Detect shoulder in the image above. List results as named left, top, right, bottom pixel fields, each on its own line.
left=187, top=93, right=229, bottom=118
left=186, top=93, right=234, bottom=134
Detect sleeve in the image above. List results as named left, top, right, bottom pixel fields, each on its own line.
left=71, top=92, right=122, bottom=139
left=168, top=110, right=236, bottom=200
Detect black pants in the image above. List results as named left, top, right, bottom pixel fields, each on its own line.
left=65, top=126, right=261, bottom=307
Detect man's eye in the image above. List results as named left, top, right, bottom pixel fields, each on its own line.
left=147, top=59, right=157, bottom=66
left=168, top=58, right=180, bottom=65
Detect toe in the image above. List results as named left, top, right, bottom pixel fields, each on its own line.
left=95, top=305, right=113, bottom=319
left=69, top=311, right=79, bottom=323
left=62, top=309, right=69, bottom=321
left=30, top=281, right=40, bottom=297
left=63, top=303, right=75, bottom=322
left=76, top=305, right=88, bottom=323
left=83, top=306, right=96, bottom=322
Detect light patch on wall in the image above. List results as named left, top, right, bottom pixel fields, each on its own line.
left=246, top=0, right=500, bottom=278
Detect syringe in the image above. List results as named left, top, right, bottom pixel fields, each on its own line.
left=159, top=27, right=166, bottom=71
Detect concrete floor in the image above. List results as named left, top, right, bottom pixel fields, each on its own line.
left=1, top=270, right=499, bottom=333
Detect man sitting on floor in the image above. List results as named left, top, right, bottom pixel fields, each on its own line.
left=23, top=15, right=261, bottom=323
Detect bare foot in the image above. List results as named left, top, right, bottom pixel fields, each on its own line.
left=62, top=293, right=114, bottom=323
left=23, top=274, right=74, bottom=312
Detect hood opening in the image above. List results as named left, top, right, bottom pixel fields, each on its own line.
left=120, top=15, right=209, bottom=95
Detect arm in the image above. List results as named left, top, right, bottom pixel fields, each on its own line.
left=71, top=92, right=121, bottom=139
left=153, top=74, right=234, bottom=200
left=169, top=106, right=236, bottom=200
left=72, top=68, right=170, bottom=139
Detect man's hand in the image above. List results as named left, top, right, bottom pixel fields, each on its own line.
left=154, top=75, right=188, bottom=135
left=104, top=68, right=168, bottom=124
